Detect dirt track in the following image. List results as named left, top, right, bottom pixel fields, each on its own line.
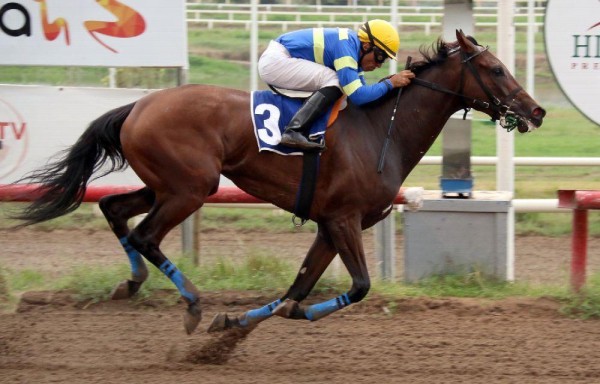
left=2, top=228, right=600, bottom=383
left=3, top=291, right=600, bottom=383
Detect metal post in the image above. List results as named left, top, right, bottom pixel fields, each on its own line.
left=496, top=0, right=516, bottom=281
left=108, top=68, right=117, bottom=88
left=250, top=0, right=259, bottom=91
left=571, top=209, right=588, bottom=292
left=176, top=67, right=199, bottom=263
left=389, top=0, right=398, bottom=76
left=496, top=0, right=515, bottom=193
left=375, top=210, right=396, bottom=280
left=526, top=0, right=535, bottom=98
left=192, top=208, right=201, bottom=266
left=374, top=0, right=400, bottom=281
left=441, top=0, right=474, bottom=197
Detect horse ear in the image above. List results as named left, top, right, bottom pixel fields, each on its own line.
left=456, top=29, right=476, bottom=54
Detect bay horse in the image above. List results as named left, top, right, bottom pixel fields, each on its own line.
left=13, top=30, right=545, bottom=334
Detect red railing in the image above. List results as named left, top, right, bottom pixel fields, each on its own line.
left=558, top=190, right=600, bottom=292
left=0, top=184, right=415, bottom=205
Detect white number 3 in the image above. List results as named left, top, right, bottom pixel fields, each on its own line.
left=255, top=103, right=281, bottom=145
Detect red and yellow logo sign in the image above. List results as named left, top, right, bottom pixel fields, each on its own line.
left=1, top=0, right=146, bottom=53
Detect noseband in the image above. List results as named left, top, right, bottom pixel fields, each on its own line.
left=411, top=46, right=523, bottom=132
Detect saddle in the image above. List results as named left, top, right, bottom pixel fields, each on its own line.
left=251, top=88, right=346, bottom=155
left=251, top=87, right=346, bottom=225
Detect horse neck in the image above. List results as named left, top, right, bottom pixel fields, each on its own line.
left=386, top=62, right=465, bottom=182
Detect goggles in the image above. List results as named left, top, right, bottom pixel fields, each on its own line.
left=373, top=46, right=388, bottom=64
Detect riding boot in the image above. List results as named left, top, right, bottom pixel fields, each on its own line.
left=280, top=86, right=342, bottom=151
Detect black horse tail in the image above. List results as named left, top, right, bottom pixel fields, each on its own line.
left=13, top=102, right=136, bottom=226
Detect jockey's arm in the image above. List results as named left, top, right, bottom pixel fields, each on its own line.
left=333, top=44, right=393, bottom=106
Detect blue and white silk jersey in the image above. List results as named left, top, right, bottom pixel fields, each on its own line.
left=275, top=27, right=393, bottom=106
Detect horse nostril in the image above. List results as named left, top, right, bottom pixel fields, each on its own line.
left=532, top=107, right=546, bottom=119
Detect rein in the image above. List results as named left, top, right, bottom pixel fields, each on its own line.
left=411, top=46, right=523, bottom=131
left=377, top=56, right=412, bottom=174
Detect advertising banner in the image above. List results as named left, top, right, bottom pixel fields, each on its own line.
left=0, top=84, right=149, bottom=185
left=545, top=0, right=600, bottom=125
left=0, top=0, right=187, bottom=67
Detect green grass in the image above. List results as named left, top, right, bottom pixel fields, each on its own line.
left=8, top=253, right=340, bottom=303
left=0, top=27, right=553, bottom=90
left=3, top=254, right=600, bottom=320
left=0, top=203, right=108, bottom=230
left=373, top=271, right=567, bottom=300
left=199, top=207, right=317, bottom=233
left=403, top=102, right=600, bottom=159
left=188, top=56, right=250, bottom=89
left=559, top=274, right=600, bottom=319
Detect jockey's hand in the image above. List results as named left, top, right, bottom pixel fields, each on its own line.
left=389, top=70, right=415, bottom=88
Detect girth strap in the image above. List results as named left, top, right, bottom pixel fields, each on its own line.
left=293, top=151, right=320, bottom=226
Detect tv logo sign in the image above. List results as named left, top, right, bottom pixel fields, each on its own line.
left=0, top=98, right=28, bottom=180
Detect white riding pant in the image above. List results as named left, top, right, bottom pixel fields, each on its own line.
left=258, top=40, right=341, bottom=92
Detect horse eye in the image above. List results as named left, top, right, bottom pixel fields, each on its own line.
left=492, top=67, right=504, bottom=76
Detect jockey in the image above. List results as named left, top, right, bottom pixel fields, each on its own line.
left=258, top=19, right=415, bottom=151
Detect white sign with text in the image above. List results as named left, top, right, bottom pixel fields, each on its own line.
left=0, top=84, right=149, bottom=185
left=0, top=0, right=187, bottom=67
left=545, top=0, right=600, bottom=125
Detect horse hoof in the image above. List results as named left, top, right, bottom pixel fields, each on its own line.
left=207, top=313, right=231, bottom=333
left=272, top=299, right=299, bottom=318
left=110, top=280, right=141, bottom=300
left=184, top=301, right=202, bottom=335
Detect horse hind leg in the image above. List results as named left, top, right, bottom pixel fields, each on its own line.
left=98, top=187, right=155, bottom=299
left=127, top=192, right=207, bottom=334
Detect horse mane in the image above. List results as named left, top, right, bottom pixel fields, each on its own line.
left=363, top=35, right=480, bottom=107
left=363, top=38, right=452, bottom=107
left=410, top=38, right=452, bottom=74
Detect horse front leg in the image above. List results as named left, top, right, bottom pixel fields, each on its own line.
left=98, top=187, right=155, bottom=299
left=273, top=216, right=370, bottom=322
left=207, top=224, right=337, bottom=332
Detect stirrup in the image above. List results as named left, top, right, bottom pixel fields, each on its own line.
left=280, top=131, right=325, bottom=151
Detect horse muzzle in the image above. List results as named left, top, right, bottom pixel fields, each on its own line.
left=516, top=106, right=546, bottom=133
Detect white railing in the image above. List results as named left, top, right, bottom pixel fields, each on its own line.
left=415, top=156, right=600, bottom=212
left=419, top=156, right=600, bottom=166
left=186, top=1, right=545, bottom=33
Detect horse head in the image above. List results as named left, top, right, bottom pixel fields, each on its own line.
left=454, top=29, right=546, bottom=133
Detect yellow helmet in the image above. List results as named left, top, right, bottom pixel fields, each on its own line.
left=358, top=19, right=400, bottom=60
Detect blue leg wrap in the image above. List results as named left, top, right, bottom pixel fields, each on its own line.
left=304, top=293, right=351, bottom=321
left=159, top=260, right=197, bottom=303
left=119, top=237, right=145, bottom=280
left=239, top=299, right=282, bottom=328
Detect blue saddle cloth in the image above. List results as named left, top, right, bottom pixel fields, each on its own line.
left=251, top=90, right=332, bottom=155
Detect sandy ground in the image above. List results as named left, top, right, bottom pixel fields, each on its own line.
left=2, top=227, right=600, bottom=383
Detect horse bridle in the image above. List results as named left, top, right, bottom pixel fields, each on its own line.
left=411, top=45, right=523, bottom=131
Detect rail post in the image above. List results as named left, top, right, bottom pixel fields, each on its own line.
left=571, top=208, right=588, bottom=292
left=558, top=189, right=600, bottom=292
